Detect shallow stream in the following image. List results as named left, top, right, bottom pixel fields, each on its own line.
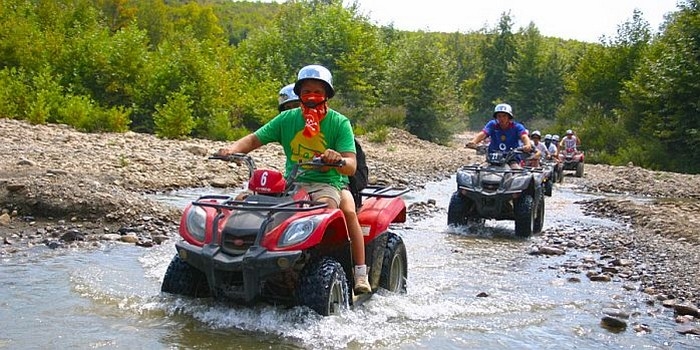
left=0, top=178, right=696, bottom=349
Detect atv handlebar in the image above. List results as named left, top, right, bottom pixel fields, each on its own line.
left=209, top=153, right=256, bottom=179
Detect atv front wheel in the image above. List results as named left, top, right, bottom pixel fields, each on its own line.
left=575, top=162, right=584, bottom=177
left=556, top=164, right=564, bottom=183
left=447, top=192, right=468, bottom=226
left=514, top=194, right=534, bottom=238
left=533, top=191, right=545, bottom=234
left=380, top=233, right=407, bottom=293
left=297, top=257, right=349, bottom=316
left=161, top=254, right=210, bottom=297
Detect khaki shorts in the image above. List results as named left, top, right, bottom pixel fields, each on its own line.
left=299, top=182, right=341, bottom=207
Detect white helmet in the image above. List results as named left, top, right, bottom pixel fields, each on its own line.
left=552, top=135, right=560, bottom=142
left=544, top=134, right=552, bottom=141
left=493, top=103, right=513, bottom=119
left=293, top=64, right=335, bottom=98
left=278, top=83, right=299, bottom=111
left=531, top=130, right=542, bottom=138
left=566, top=129, right=573, bottom=135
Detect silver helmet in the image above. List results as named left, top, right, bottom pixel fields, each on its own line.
left=493, top=103, right=513, bottom=119
left=293, top=64, right=335, bottom=98
left=278, top=83, right=299, bottom=111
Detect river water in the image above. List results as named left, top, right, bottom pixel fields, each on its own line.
left=0, top=178, right=697, bottom=349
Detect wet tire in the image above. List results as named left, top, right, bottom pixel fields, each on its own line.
left=447, top=192, right=468, bottom=226
left=533, top=191, right=545, bottom=234
left=161, top=254, right=210, bottom=298
left=297, top=257, right=349, bottom=316
left=544, top=177, right=553, bottom=196
left=379, top=233, right=407, bottom=293
left=576, top=162, right=584, bottom=177
left=514, top=194, right=534, bottom=238
left=556, top=164, right=564, bottom=183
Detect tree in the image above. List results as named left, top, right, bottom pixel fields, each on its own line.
left=384, top=32, right=459, bottom=144
left=620, top=1, right=700, bottom=173
left=470, top=12, right=517, bottom=128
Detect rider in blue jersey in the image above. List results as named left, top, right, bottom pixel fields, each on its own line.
left=466, top=103, right=532, bottom=168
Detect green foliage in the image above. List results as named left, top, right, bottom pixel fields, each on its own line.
left=0, top=0, right=694, bottom=173
left=618, top=2, right=700, bottom=173
left=0, top=68, right=31, bottom=119
left=384, top=32, right=459, bottom=144
left=153, top=89, right=195, bottom=139
left=367, top=126, right=389, bottom=143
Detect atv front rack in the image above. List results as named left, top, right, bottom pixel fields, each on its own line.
left=192, top=195, right=328, bottom=212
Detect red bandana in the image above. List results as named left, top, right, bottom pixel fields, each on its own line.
left=300, top=93, right=328, bottom=138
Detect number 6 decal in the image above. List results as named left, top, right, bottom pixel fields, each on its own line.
left=260, top=171, right=268, bottom=186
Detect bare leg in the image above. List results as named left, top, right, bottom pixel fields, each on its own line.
left=340, top=189, right=365, bottom=265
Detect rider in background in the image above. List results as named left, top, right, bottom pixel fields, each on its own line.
left=526, top=130, right=548, bottom=167
left=560, top=129, right=581, bottom=152
left=466, top=103, right=532, bottom=169
left=216, top=65, right=371, bottom=293
left=551, top=135, right=561, bottom=156
left=544, top=134, right=559, bottom=159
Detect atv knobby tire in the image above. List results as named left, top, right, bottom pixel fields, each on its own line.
left=556, top=164, right=564, bottom=183
left=379, top=233, right=408, bottom=293
left=575, top=162, right=584, bottom=177
left=447, top=192, right=468, bottom=226
left=161, top=255, right=210, bottom=298
left=514, top=194, right=535, bottom=238
left=533, top=191, right=545, bottom=234
left=297, top=257, right=349, bottom=316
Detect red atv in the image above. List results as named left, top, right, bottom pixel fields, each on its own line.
left=161, top=153, right=409, bottom=316
left=556, top=147, right=585, bottom=180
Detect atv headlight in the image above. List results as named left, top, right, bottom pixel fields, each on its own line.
left=185, top=206, right=207, bottom=242
left=456, top=172, right=472, bottom=186
left=279, top=215, right=328, bottom=247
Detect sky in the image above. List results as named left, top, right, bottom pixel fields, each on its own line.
left=343, top=0, right=681, bottom=42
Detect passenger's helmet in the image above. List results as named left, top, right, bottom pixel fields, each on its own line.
left=531, top=130, right=542, bottom=139
left=566, top=129, right=573, bottom=135
left=544, top=134, right=552, bottom=141
left=293, top=64, right=335, bottom=98
left=552, top=135, right=560, bottom=142
left=493, top=103, right=513, bottom=119
left=278, top=83, right=299, bottom=111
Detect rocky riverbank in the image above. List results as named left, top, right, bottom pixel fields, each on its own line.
left=1, top=118, right=699, bottom=328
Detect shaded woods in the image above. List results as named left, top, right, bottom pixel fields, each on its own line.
left=0, top=0, right=697, bottom=173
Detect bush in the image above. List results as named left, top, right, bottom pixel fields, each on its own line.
left=154, top=90, right=195, bottom=139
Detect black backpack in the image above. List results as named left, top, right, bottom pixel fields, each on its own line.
left=349, top=138, right=369, bottom=208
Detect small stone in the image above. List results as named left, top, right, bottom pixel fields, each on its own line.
left=601, top=316, right=627, bottom=331
left=674, top=304, right=700, bottom=317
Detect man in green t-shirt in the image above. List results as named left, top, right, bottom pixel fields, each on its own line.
left=216, top=65, right=371, bottom=294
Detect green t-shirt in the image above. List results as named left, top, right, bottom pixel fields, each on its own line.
left=254, top=108, right=356, bottom=190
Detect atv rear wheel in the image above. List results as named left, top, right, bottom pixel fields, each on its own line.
left=161, top=254, right=210, bottom=298
left=514, top=194, right=534, bottom=238
left=380, top=233, right=407, bottom=293
left=575, top=162, right=584, bottom=177
left=533, top=191, right=545, bottom=234
left=297, top=257, right=349, bottom=316
left=447, top=192, right=469, bottom=226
